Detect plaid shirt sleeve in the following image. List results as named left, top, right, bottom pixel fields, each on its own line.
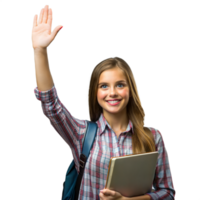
left=146, top=128, right=175, bottom=200
left=34, top=85, right=87, bottom=172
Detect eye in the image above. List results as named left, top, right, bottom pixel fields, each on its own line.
left=100, top=85, right=106, bottom=88
left=100, top=83, right=124, bottom=88
left=118, top=84, right=124, bottom=86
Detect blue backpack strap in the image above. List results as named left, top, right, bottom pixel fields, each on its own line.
left=82, top=120, right=98, bottom=158
left=74, top=121, right=98, bottom=200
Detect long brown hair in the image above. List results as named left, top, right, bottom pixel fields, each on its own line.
left=88, top=57, right=155, bottom=153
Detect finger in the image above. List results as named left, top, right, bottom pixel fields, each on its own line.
left=38, top=8, right=44, bottom=24
left=33, top=14, right=37, bottom=28
left=47, top=7, right=53, bottom=26
left=51, top=25, right=63, bottom=41
left=42, top=5, right=49, bottom=23
left=103, top=189, right=115, bottom=196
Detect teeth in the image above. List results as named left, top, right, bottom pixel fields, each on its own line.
left=108, top=100, right=120, bottom=103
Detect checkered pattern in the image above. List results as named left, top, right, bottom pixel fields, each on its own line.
left=34, top=85, right=175, bottom=200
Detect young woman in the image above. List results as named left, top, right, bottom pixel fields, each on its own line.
left=32, top=5, right=175, bottom=200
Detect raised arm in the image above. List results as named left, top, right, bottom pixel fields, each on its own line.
left=32, top=5, right=63, bottom=91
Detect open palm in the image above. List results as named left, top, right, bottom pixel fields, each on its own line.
left=32, top=5, right=62, bottom=50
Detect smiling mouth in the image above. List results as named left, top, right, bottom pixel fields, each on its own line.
left=106, top=100, right=121, bottom=102
left=106, top=99, right=122, bottom=102
left=106, top=100, right=122, bottom=105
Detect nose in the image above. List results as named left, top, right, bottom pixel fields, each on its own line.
left=109, top=86, right=118, bottom=97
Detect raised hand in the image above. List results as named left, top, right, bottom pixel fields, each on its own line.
left=32, top=5, right=62, bottom=50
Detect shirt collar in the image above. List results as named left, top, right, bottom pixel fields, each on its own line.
left=96, top=113, right=134, bottom=136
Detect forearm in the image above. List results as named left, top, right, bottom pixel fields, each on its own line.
left=122, top=194, right=151, bottom=200
left=34, top=48, right=54, bottom=91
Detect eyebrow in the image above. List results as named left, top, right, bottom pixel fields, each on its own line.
left=98, top=80, right=127, bottom=86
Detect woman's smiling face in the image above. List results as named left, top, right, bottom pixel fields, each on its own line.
left=97, top=67, right=130, bottom=115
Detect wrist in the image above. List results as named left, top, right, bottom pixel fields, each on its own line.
left=34, top=48, right=48, bottom=60
left=34, top=47, right=47, bottom=54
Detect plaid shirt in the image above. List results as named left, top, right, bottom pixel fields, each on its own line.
left=34, top=85, right=175, bottom=200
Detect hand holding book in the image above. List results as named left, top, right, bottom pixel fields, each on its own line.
left=99, top=188, right=151, bottom=200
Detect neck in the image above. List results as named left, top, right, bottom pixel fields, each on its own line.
left=103, top=109, right=129, bottom=132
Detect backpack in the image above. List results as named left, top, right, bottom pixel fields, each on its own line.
left=61, top=121, right=98, bottom=200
